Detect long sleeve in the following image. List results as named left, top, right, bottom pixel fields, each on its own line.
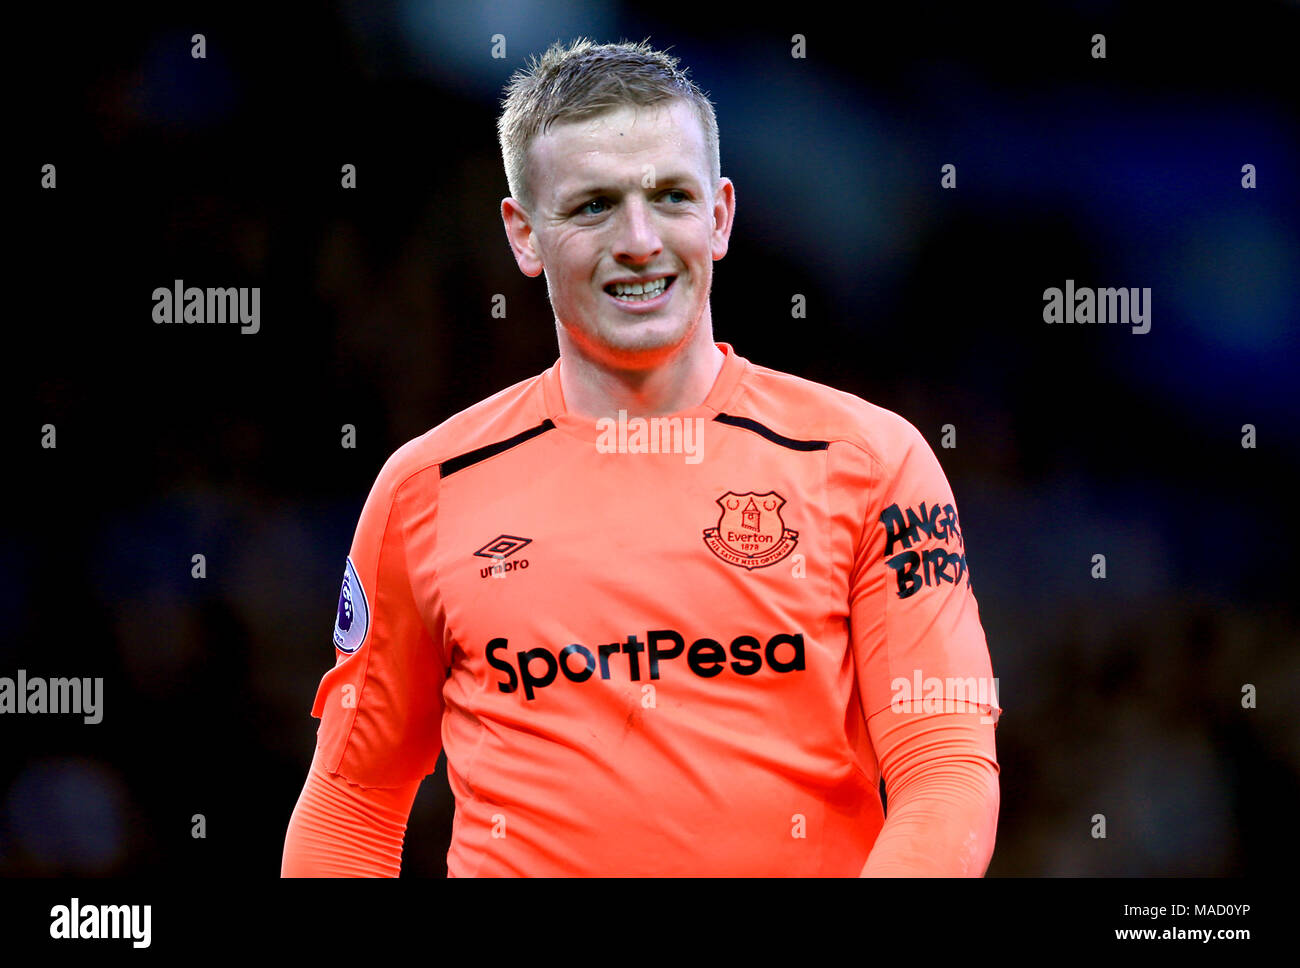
left=842, top=414, right=1002, bottom=873
left=281, top=745, right=422, bottom=877
left=860, top=706, right=999, bottom=876
left=284, top=444, right=447, bottom=875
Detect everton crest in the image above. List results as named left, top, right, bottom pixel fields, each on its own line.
left=703, top=491, right=799, bottom=570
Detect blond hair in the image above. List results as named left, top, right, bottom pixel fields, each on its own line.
left=497, top=37, right=720, bottom=210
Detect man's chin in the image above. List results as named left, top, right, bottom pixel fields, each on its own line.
left=577, top=319, right=694, bottom=369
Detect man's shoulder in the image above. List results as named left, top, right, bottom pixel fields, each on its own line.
left=370, top=370, right=549, bottom=493
left=734, top=357, right=929, bottom=470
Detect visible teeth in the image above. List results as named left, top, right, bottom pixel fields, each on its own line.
left=611, top=278, right=669, bottom=300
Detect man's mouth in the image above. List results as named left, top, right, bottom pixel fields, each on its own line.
left=603, top=275, right=676, bottom=302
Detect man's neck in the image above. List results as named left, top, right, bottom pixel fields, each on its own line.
left=556, top=325, right=726, bottom=420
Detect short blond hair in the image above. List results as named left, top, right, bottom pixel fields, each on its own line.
left=497, top=37, right=720, bottom=210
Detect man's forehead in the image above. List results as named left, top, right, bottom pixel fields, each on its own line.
left=529, top=102, right=707, bottom=197
left=560, top=101, right=678, bottom=135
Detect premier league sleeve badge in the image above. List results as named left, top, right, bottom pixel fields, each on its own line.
left=332, top=556, right=370, bottom=654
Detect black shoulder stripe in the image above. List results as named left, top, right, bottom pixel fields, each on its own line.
left=439, top=419, right=556, bottom=478
left=713, top=413, right=829, bottom=451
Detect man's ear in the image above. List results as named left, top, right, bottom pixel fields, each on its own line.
left=502, top=197, right=544, bottom=277
left=710, top=177, right=736, bottom=261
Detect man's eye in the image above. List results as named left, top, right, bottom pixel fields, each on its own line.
left=663, top=190, right=688, bottom=203
left=579, top=198, right=608, bottom=215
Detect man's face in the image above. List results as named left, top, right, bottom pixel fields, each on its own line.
left=502, top=100, right=734, bottom=369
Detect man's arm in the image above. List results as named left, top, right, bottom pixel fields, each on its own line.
left=845, top=414, right=1002, bottom=875
left=860, top=705, right=999, bottom=876
left=282, top=746, right=422, bottom=877
left=282, top=447, right=447, bottom=876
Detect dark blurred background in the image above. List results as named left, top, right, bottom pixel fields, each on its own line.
left=6, top=2, right=1298, bottom=877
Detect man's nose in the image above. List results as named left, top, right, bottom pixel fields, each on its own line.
left=612, top=197, right=662, bottom=264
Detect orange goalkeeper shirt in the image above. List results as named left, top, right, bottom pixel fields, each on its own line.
left=306, top=341, right=1000, bottom=875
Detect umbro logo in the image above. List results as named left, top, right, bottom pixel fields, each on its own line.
left=474, top=535, right=531, bottom=559
left=475, top=534, right=532, bottom=579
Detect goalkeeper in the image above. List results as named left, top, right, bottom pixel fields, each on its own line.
left=282, top=37, right=1000, bottom=876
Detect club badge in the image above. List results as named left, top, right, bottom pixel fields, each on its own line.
left=703, top=491, right=798, bottom=570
